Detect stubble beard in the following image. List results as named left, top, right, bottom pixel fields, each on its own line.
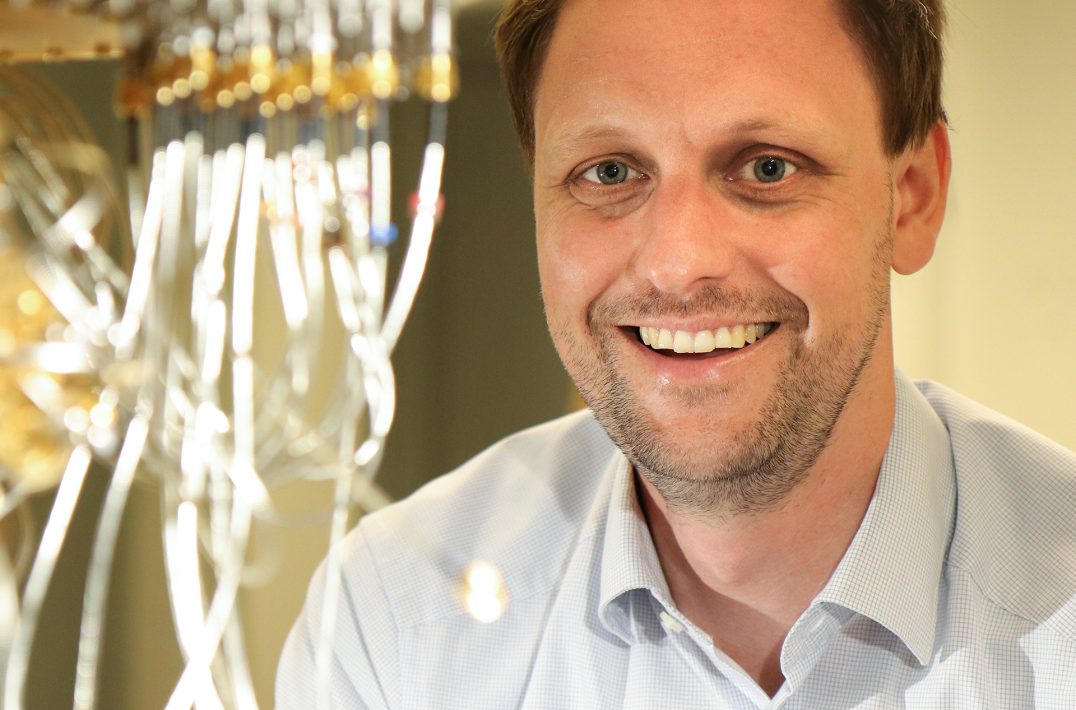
left=552, top=236, right=892, bottom=520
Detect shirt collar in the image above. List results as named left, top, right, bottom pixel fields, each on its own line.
left=597, top=454, right=670, bottom=643
left=814, top=369, right=957, bottom=665
left=594, top=371, right=957, bottom=662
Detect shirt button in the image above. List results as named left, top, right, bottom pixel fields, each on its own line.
left=659, top=610, right=684, bottom=634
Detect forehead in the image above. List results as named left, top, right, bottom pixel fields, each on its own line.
left=533, top=0, right=882, bottom=158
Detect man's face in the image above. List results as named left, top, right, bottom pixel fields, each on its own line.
left=532, top=0, right=904, bottom=514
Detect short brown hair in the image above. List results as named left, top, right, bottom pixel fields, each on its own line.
left=494, top=0, right=946, bottom=164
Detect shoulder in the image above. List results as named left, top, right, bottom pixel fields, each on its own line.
left=279, top=410, right=622, bottom=706
left=915, top=380, right=1076, bottom=642
left=915, top=380, right=1075, bottom=482
left=352, top=409, right=619, bottom=628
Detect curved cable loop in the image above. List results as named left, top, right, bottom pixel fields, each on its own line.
left=0, top=1, right=458, bottom=706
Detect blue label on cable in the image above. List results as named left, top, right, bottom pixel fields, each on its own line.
left=371, top=223, right=399, bottom=246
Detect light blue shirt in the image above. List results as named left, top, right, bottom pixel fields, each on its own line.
left=277, top=373, right=1076, bottom=708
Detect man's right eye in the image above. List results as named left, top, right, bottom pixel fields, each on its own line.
left=579, top=161, right=639, bottom=185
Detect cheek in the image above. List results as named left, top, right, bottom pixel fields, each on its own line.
left=743, top=208, right=886, bottom=323
left=536, top=212, right=627, bottom=322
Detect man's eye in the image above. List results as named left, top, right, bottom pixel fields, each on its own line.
left=580, top=161, right=639, bottom=185
left=736, top=156, right=798, bottom=183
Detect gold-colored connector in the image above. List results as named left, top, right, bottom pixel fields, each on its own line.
left=189, top=46, right=216, bottom=92
left=322, top=61, right=363, bottom=113
left=249, top=44, right=275, bottom=95
left=311, top=50, right=333, bottom=97
left=275, top=58, right=314, bottom=106
left=414, top=52, right=458, bottom=103
left=367, top=49, right=399, bottom=100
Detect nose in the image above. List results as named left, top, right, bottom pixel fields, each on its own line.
left=629, top=178, right=738, bottom=295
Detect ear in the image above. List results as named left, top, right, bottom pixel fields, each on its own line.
left=891, top=120, right=951, bottom=275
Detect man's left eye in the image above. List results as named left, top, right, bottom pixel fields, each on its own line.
left=737, top=156, right=798, bottom=183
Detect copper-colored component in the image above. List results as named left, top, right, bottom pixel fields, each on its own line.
left=116, top=76, right=151, bottom=117
left=0, top=5, right=120, bottom=63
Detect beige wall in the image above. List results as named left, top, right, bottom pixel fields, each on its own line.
left=891, top=0, right=1076, bottom=449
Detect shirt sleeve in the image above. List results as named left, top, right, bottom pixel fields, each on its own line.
left=276, top=523, right=400, bottom=709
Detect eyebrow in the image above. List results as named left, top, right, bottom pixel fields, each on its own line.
left=544, top=117, right=795, bottom=159
left=543, top=123, right=635, bottom=162
left=726, top=119, right=781, bottom=133
left=542, top=116, right=826, bottom=164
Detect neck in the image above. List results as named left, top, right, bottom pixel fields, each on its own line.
left=637, top=358, right=896, bottom=696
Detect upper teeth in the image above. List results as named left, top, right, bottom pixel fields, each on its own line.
left=639, top=323, right=772, bottom=353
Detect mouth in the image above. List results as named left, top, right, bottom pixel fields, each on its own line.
left=631, top=322, right=778, bottom=359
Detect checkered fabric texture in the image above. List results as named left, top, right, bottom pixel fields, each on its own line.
left=277, top=372, right=1076, bottom=709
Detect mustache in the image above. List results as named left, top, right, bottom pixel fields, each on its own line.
left=589, top=284, right=807, bottom=325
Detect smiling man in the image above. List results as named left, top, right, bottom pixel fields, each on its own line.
left=278, top=1, right=1076, bottom=707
